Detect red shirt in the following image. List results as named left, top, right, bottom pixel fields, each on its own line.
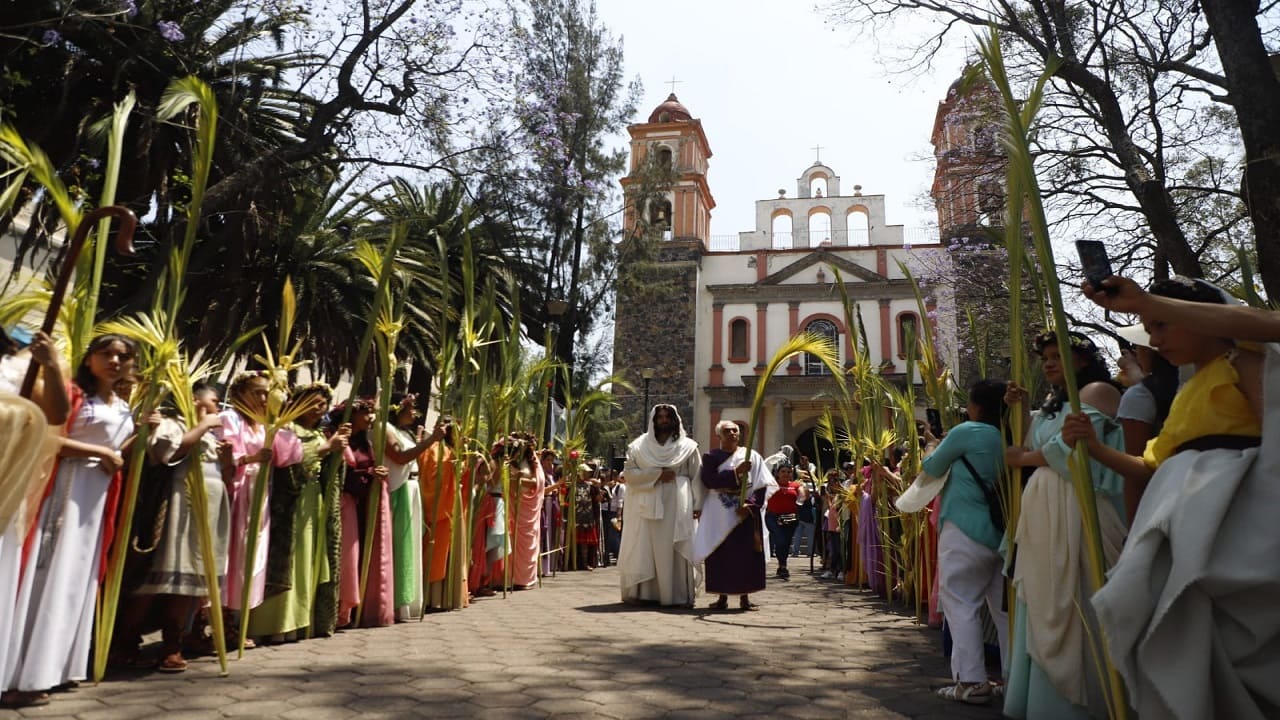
left=766, top=481, right=802, bottom=514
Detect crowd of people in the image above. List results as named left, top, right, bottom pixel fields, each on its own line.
left=3, top=273, right=1279, bottom=718
left=610, top=276, right=1280, bottom=718
left=0, top=338, right=639, bottom=710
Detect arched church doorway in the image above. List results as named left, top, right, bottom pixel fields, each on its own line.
left=793, top=426, right=851, bottom=476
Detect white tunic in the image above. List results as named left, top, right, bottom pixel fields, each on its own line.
left=0, top=356, right=60, bottom=690
left=618, top=445, right=703, bottom=607
left=5, top=394, right=133, bottom=691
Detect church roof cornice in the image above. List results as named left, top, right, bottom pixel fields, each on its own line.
left=759, top=248, right=887, bottom=285
left=627, top=118, right=713, bottom=158
left=705, top=278, right=918, bottom=304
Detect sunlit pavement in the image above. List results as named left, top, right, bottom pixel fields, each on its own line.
left=2, top=559, right=1000, bottom=719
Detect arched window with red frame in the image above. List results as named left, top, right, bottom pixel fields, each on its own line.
left=897, top=312, right=921, bottom=359
left=728, top=318, right=750, bottom=363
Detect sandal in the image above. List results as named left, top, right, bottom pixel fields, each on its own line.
left=1, top=691, right=50, bottom=708
left=707, top=597, right=729, bottom=610
left=156, top=653, right=188, bottom=674
left=935, top=682, right=993, bottom=705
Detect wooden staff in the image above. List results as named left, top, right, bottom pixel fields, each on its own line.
left=20, top=205, right=137, bottom=397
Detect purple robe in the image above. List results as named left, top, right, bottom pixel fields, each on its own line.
left=857, top=485, right=886, bottom=596
left=700, top=448, right=766, bottom=595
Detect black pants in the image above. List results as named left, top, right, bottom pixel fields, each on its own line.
left=601, top=510, right=621, bottom=565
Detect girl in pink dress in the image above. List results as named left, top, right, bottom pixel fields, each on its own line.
left=337, top=400, right=394, bottom=627
left=219, top=373, right=301, bottom=622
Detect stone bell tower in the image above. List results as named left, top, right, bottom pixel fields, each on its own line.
left=613, top=94, right=715, bottom=439
left=930, top=70, right=1022, bottom=385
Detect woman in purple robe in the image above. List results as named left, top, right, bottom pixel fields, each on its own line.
left=692, top=420, right=775, bottom=611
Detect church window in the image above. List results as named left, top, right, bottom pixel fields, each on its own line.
left=728, top=318, right=750, bottom=362
left=846, top=208, right=870, bottom=246
left=649, top=197, right=672, bottom=228
left=807, top=209, right=831, bottom=248
left=897, top=312, right=921, bottom=359
left=805, top=319, right=838, bottom=375
left=656, top=146, right=673, bottom=170
left=771, top=212, right=793, bottom=250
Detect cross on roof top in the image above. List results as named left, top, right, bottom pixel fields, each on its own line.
left=812, top=144, right=824, bottom=162
left=666, top=75, right=683, bottom=94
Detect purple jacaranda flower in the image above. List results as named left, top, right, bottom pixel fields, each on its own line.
left=42, top=29, right=61, bottom=45
left=156, top=20, right=185, bottom=42
left=119, top=0, right=138, bottom=17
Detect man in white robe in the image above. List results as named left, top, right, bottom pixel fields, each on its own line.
left=618, top=405, right=703, bottom=607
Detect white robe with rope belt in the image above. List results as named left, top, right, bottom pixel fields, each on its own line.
left=618, top=417, right=704, bottom=606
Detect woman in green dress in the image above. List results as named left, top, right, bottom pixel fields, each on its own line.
left=382, top=394, right=432, bottom=621
left=248, top=384, right=348, bottom=641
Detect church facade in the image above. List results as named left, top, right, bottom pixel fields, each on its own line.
left=613, top=92, right=979, bottom=462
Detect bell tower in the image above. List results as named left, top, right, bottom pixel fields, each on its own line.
left=613, top=94, right=715, bottom=439
left=619, top=94, right=716, bottom=247
left=930, top=70, right=1022, bottom=385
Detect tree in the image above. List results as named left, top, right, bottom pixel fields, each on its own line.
left=3, top=0, right=522, bottom=374
left=825, top=0, right=1277, bottom=293
left=477, top=0, right=640, bottom=381
left=1197, top=0, right=1280, bottom=297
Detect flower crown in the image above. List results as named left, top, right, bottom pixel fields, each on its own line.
left=1030, top=329, right=1098, bottom=356
left=391, top=393, right=417, bottom=415
left=334, top=397, right=377, bottom=415
left=291, top=382, right=333, bottom=402
left=491, top=432, right=537, bottom=460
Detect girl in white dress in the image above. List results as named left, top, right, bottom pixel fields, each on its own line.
left=3, top=334, right=136, bottom=705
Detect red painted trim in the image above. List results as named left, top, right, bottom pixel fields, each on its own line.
left=755, top=303, right=768, bottom=369
left=787, top=303, right=802, bottom=375
left=879, top=300, right=892, bottom=364
left=711, top=304, right=725, bottom=366
left=895, top=310, right=921, bottom=359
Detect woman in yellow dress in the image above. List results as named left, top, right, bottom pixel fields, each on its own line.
left=1065, top=277, right=1272, bottom=719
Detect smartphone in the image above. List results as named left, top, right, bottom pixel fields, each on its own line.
left=925, top=408, right=943, bottom=438
left=6, top=325, right=36, bottom=349
left=1075, top=240, right=1117, bottom=295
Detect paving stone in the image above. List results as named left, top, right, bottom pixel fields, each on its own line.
left=280, top=708, right=357, bottom=720
left=2, top=560, right=1008, bottom=720
left=467, top=691, right=534, bottom=708
left=530, top=698, right=604, bottom=715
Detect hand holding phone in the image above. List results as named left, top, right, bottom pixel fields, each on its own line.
left=1075, top=240, right=1117, bottom=296
left=925, top=408, right=943, bottom=438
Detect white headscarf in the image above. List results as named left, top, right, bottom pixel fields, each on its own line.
left=627, top=404, right=699, bottom=468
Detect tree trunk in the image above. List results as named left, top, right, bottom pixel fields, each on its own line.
left=1200, top=0, right=1280, bottom=298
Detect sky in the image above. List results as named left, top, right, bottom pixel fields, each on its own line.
left=596, top=0, right=970, bottom=241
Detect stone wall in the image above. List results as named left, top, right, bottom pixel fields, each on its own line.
left=612, top=239, right=702, bottom=441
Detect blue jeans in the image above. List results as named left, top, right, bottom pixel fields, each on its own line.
left=791, top=521, right=815, bottom=556
left=765, top=513, right=798, bottom=566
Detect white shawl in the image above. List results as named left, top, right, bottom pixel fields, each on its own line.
left=1092, top=343, right=1280, bottom=719
left=691, top=447, right=775, bottom=563
left=625, top=406, right=700, bottom=523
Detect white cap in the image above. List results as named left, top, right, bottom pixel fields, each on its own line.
left=1116, top=324, right=1150, bottom=348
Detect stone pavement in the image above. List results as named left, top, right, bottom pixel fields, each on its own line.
left=2, top=560, right=1003, bottom=720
